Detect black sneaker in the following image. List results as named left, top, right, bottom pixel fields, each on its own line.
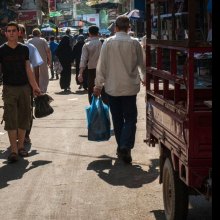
left=121, top=149, right=132, bottom=164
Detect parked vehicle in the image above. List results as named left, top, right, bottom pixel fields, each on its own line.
left=145, top=1, right=212, bottom=220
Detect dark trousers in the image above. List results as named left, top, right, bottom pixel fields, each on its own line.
left=50, top=57, right=59, bottom=79
left=82, top=67, right=88, bottom=90
left=87, top=69, right=108, bottom=105
left=25, top=87, right=33, bottom=138
left=60, top=61, right=72, bottom=90
left=107, top=94, right=137, bottom=150
left=75, top=61, right=81, bottom=85
left=50, top=60, right=54, bottom=78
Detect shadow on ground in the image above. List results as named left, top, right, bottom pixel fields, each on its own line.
left=0, top=159, right=52, bottom=189
left=0, top=143, right=38, bottom=160
left=87, top=155, right=159, bottom=188
left=0, top=144, right=52, bottom=189
left=150, top=196, right=212, bottom=220
left=54, top=90, right=87, bottom=95
left=150, top=210, right=166, bottom=220
left=79, top=129, right=114, bottom=138
left=54, top=91, right=76, bottom=95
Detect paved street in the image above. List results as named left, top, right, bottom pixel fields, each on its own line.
left=0, top=72, right=212, bottom=220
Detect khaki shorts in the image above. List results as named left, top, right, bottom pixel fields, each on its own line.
left=2, top=84, right=31, bottom=130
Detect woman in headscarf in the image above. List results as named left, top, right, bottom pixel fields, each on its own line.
left=55, top=36, right=72, bottom=92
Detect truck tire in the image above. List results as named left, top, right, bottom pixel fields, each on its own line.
left=162, top=158, right=188, bottom=220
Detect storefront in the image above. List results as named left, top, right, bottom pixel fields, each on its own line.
left=17, top=10, right=43, bottom=35
left=0, top=2, right=18, bottom=28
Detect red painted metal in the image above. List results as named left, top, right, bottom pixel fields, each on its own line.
left=146, top=0, right=212, bottom=198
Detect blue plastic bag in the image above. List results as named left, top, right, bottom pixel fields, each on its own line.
left=85, top=96, right=110, bottom=141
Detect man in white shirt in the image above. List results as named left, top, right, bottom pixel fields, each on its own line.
left=93, top=15, right=146, bottom=164
left=141, top=35, right=146, bottom=50
left=18, top=25, right=43, bottom=83
left=78, top=25, right=108, bottom=104
left=28, top=28, right=51, bottom=93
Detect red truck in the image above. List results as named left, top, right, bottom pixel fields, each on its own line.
left=145, top=1, right=212, bottom=220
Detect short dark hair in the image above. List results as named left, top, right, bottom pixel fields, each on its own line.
left=79, top=28, right=83, bottom=34
left=6, top=21, right=19, bottom=32
left=66, top=29, right=71, bottom=35
left=50, top=36, right=55, bottom=41
left=115, top=16, right=130, bottom=32
left=32, top=28, right=41, bottom=37
left=88, top=25, right=99, bottom=35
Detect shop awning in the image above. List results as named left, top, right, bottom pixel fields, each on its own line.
left=49, top=11, right=62, bottom=18
left=127, top=9, right=145, bottom=20
left=86, top=0, right=120, bottom=8
left=107, top=9, right=145, bottom=34
left=58, top=19, right=96, bottom=28
left=41, top=27, right=56, bottom=33
left=41, top=22, right=57, bottom=29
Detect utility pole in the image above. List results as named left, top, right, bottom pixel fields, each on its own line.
left=72, top=1, right=77, bottom=19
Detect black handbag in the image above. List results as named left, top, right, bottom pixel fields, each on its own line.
left=34, top=94, right=54, bottom=118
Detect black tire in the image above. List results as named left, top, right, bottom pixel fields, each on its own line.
left=162, top=158, right=189, bottom=220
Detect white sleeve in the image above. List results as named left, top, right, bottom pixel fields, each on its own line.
left=32, top=46, right=44, bottom=67
left=80, top=44, right=89, bottom=68
left=136, top=42, right=146, bottom=81
left=95, top=41, right=107, bottom=89
left=27, top=43, right=43, bottom=68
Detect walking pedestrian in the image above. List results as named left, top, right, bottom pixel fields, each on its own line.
left=93, top=16, right=146, bottom=163
left=28, top=28, right=51, bottom=93
left=55, top=35, right=72, bottom=93
left=18, top=24, right=43, bottom=144
left=65, top=28, right=74, bottom=49
left=0, top=28, right=7, bottom=46
left=0, top=28, right=6, bottom=84
left=49, top=36, right=59, bottom=80
left=73, top=28, right=83, bottom=46
left=0, top=21, right=41, bottom=163
left=78, top=25, right=108, bottom=104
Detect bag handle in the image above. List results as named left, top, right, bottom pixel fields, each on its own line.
left=91, top=95, right=106, bottom=111
left=91, top=95, right=98, bottom=108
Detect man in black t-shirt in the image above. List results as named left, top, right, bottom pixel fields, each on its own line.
left=0, top=21, right=41, bottom=163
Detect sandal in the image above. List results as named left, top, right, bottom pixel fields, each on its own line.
left=7, top=152, right=18, bottom=163
left=18, top=148, right=28, bottom=157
